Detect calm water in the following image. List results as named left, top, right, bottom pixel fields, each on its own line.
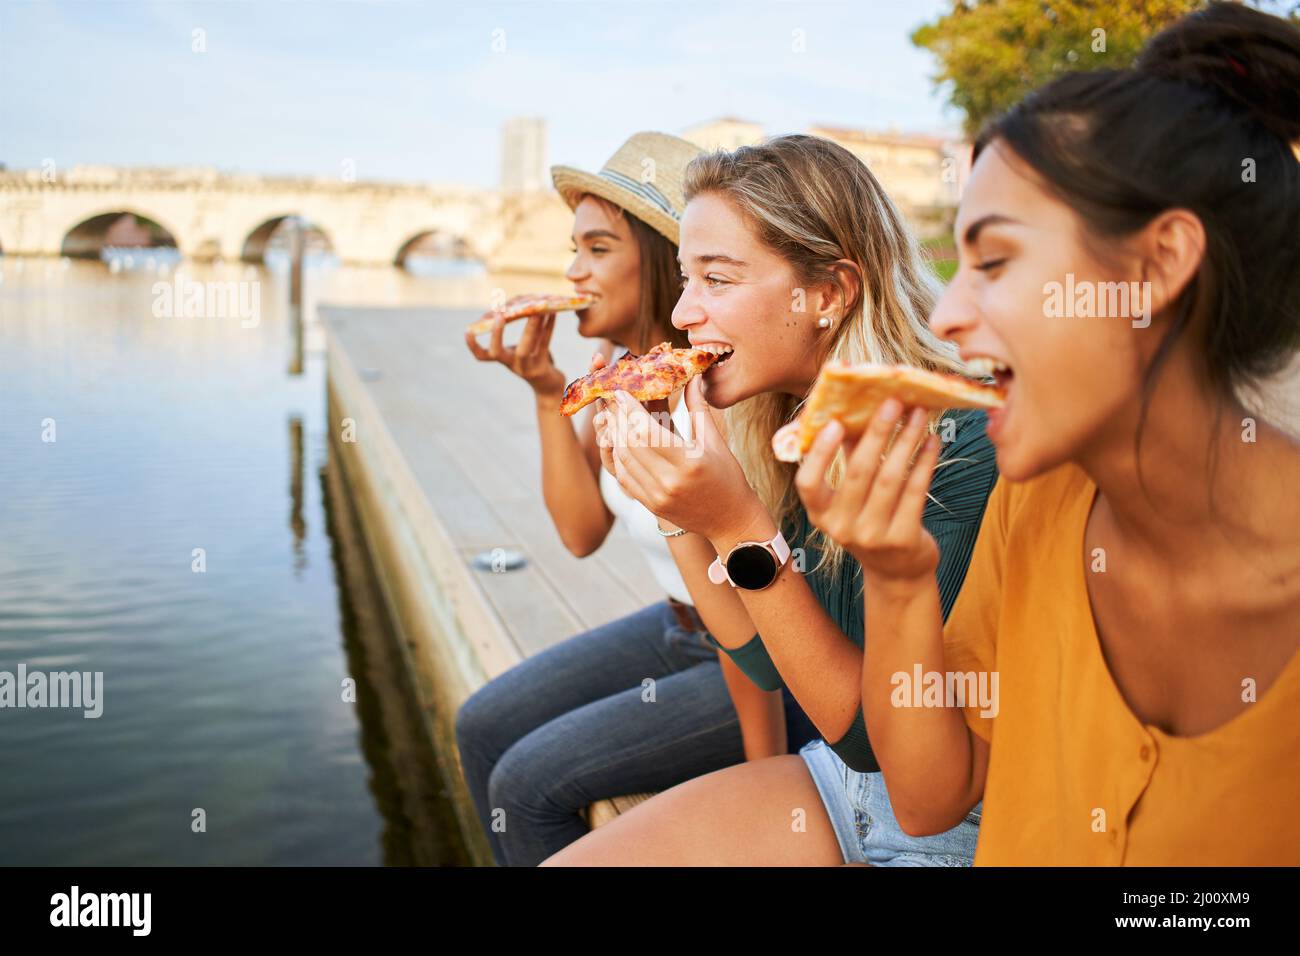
left=0, top=254, right=499, bottom=865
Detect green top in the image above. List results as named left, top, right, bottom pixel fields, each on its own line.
left=708, top=409, right=999, bottom=773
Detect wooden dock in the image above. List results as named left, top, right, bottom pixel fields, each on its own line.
left=323, top=303, right=665, bottom=865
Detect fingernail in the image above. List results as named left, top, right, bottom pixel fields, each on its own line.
left=909, top=407, right=926, bottom=428
left=878, top=399, right=902, bottom=422
left=818, top=420, right=842, bottom=445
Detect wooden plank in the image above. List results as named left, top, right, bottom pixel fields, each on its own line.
left=324, top=325, right=521, bottom=678
left=322, top=305, right=660, bottom=655
left=324, top=304, right=693, bottom=849
left=585, top=793, right=657, bottom=829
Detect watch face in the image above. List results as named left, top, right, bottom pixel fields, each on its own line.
left=726, top=545, right=778, bottom=590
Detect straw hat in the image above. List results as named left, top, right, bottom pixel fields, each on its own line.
left=551, top=131, right=703, bottom=245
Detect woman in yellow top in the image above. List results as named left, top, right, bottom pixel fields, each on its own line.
left=796, top=3, right=1300, bottom=865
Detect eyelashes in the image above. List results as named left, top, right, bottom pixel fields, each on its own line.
left=679, top=275, right=730, bottom=289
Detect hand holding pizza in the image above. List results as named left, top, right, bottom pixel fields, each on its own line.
left=794, top=398, right=942, bottom=587
left=594, top=375, right=760, bottom=540
left=464, top=311, right=567, bottom=399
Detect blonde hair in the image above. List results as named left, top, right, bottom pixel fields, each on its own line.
left=683, top=134, right=963, bottom=579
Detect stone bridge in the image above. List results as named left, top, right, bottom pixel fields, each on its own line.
left=0, top=166, right=571, bottom=272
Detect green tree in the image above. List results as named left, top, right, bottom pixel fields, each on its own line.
left=912, top=0, right=1206, bottom=136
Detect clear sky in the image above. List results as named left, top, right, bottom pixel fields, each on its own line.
left=1, top=0, right=958, bottom=187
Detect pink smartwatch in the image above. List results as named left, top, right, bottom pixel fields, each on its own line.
left=708, top=530, right=791, bottom=591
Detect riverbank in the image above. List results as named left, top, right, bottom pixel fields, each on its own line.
left=323, top=303, right=666, bottom=864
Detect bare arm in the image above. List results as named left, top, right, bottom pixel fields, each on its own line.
left=534, top=375, right=615, bottom=557
left=862, top=582, right=988, bottom=835
left=466, top=317, right=613, bottom=557
left=719, top=652, right=787, bottom=759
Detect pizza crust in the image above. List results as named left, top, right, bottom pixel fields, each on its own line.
left=467, top=293, right=595, bottom=336
left=772, top=362, right=1005, bottom=461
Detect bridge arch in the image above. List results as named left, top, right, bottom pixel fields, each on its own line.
left=60, top=209, right=182, bottom=259
left=392, top=229, right=481, bottom=269
left=239, top=214, right=336, bottom=264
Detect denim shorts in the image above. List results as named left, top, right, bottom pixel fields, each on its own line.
left=799, top=738, right=981, bottom=866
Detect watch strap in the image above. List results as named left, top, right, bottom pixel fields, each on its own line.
left=707, top=555, right=729, bottom=585
left=770, top=529, right=791, bottom=565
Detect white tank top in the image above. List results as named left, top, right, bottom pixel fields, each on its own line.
left=598, top=391, right=695, bottom=606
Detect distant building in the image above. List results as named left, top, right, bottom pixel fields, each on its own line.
left=501, top=118, right=548, bottom=194
left=809, top=125, right=968, bottom=235
left=681, top=117, right=765, bottom=152
left=678, top=118, right=966, bottom=237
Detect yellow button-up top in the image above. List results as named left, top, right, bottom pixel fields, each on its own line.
left=944, top=465, right=1300, bottom=865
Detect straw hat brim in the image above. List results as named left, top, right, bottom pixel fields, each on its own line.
left=551, top=166, right=682, bottom=246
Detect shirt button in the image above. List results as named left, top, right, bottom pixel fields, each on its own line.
left=1139, top=745, right=1150, bottom=760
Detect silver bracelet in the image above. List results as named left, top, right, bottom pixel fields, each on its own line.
left=656, top=522, right=688, bottom=538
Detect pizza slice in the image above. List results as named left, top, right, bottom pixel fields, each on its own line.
left=559, top=342, right=732, bottom=417
left=467, top=292, right=596, bottom=336
left=771, top=361, right=1006, bottom=462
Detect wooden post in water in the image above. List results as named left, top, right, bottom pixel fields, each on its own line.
left=288, top=216, right=305, bottom=376
left=288, top=413, right=306, bottom=571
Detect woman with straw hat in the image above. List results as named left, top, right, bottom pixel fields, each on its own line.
left=457, top=131, right=818, bottom=866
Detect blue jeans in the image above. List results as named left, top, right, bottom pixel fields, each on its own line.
left=455, top=600, right=819, bottom=866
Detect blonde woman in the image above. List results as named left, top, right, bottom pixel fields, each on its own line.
left=544, top=134, right=998, bottom=866
left=456, top=132, right=817, bottom=866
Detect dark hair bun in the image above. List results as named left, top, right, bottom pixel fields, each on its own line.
left=1137, top=1, right=1300, bottom=144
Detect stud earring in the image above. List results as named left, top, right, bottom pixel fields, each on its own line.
left=817, top=315, right=833, bottom=329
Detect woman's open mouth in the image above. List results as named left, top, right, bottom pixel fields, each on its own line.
left=964, top=355, right=1015, bottom=441
left=963, top=355, right=1014, bottom=393
left=695, top=342, right=735, bottom=370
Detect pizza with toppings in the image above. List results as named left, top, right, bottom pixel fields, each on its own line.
left=467, top=293, right=596, bottom=336
left=772, top=361, right=1006, bottom=462
left=559, top=342, right=733, bottom=417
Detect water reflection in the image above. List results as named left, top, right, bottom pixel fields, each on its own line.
left=320, top=436, right=472, bottom=867
left=0, top=255, right=527, bottom=864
